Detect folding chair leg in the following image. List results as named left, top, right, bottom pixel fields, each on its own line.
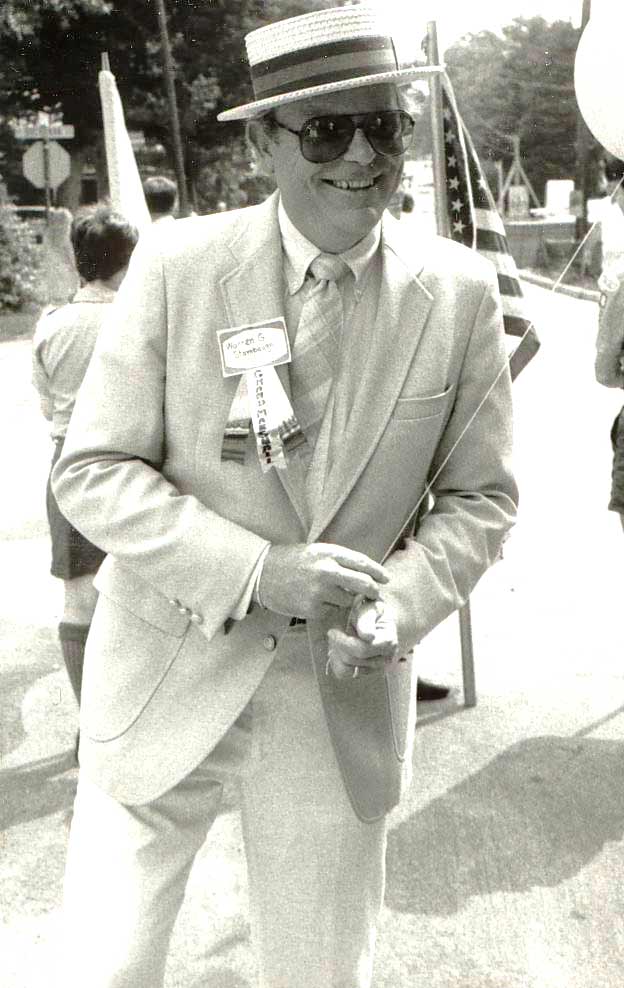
left=459, top=599, right=477, bottom=707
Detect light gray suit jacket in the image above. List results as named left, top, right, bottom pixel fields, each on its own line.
left=53, top=192, right=517, bottom=821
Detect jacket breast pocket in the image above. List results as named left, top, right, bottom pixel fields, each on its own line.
left=81, top=562, right=191, bottom=742
left=392, top=383, right=454, bottom=422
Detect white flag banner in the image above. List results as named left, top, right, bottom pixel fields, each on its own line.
left=98, top=67, right=151, bottom=231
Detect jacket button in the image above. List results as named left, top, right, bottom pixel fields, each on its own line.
left=262, top=635, right=277, bottom=652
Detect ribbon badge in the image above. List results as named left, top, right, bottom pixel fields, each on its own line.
left=218, top=319, right=305, bottom=472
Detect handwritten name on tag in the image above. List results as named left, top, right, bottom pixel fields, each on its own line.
left=217, top=319, right=291, bottom=378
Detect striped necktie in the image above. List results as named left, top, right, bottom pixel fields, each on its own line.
left=289, top=253, right=350, bottom=454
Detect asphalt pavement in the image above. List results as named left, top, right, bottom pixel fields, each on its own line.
left=2, top=282, right=624, bottom=987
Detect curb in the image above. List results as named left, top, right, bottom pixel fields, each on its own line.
left=518, top=269, right=601, bottom=303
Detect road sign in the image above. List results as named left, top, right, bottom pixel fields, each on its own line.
left=14, top=122, right=75, bottom=141
left=22, top=140, right=71, bottom=190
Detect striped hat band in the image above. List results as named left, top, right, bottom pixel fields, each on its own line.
left=217, top=5, right=442, bottom=122
left=250, top=35, right=398, bottom=102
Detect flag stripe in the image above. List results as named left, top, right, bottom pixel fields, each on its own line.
left=502, top=294, right=533, bottom=319
left=474, top=207, right=507, bottom=236
left=476, top=228, right=509, bottom=254
left=441, top=78, right=539, bottom=377
left=479, top=248, right=521, bottom=278
left=504, top=313, right=533, bottom=337
left=498, top=273, right=524, bottom=298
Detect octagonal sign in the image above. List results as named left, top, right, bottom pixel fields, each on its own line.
left=23, top=140, right=71, bottom=190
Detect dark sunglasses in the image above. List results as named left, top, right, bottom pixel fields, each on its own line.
left=272, top=110, right=415, bottom=163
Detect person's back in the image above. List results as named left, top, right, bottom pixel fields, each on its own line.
left=32, top=204, right=138, bottom=724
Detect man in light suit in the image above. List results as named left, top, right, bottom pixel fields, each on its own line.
left=53, top=6, right=517, bottom=987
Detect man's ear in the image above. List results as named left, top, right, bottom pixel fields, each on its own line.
left=247, top=119, right=275, bottom=177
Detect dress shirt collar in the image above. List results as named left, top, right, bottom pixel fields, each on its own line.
left=72, top=281, right=117, bottom=304
left=277, top=197, right=381, bottom=296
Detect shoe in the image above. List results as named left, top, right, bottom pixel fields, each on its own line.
left=417, top=678, right=450, bottom=701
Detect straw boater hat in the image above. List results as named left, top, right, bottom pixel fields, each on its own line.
left=217, top=4, right=439, bottom=122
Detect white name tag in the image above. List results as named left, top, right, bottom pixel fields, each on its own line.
left=217, top=318, right=291, bottom=378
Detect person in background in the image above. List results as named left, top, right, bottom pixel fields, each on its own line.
left=595, top=160, right=624, bottom=533
left=32, top=205, right=138, bottom=713
left=596, top=278, right=624, bottom=531
left=53, top=6, right=516, bottom=986
left=142, top=174, right=178, bottom=223
left=40, top=207, right=80, bottom=306
left=598, top=157, right=624, bottom=282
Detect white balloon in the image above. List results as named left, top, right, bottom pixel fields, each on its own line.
left=575, top=15, right=624, bottom=160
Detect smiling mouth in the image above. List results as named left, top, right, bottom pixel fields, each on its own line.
left=323, top=176, right=381, bottom=191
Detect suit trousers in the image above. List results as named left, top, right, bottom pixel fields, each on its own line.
left=59, top=625, right=388, bottom=988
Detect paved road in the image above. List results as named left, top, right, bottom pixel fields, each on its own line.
left=2, top=283, right=624, bottom=987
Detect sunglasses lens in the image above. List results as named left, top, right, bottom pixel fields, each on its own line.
left=367, top=111, right=413, bottom=156
left=300, top=116, right=354, bottom=163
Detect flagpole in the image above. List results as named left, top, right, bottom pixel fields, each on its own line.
left=426, top=21, right=450, bottom=238
left=426, top=21, right=475, bottom=707
left=155, top=0, right=191, bottom=217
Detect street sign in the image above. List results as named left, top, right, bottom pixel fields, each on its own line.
left=14, top=122, right=75, bottom=141
left=22, top=140, right=71, bottom=190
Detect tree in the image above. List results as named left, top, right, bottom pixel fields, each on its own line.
left=144, top=0, right=344, bottom=209
left=0, top=178, right=44, bottom=310
left=0, top=0, right=342, bottom=212
left=444, top=16, right=603, bottom=206
left=0, top=0, right=155, bottom=204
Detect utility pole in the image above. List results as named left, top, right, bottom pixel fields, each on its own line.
left=154, top=0, right=191, bottom=217
left=425, top=22, right=450, bottom=238
left=574, top=0, right=592, bottom=241
left=425, top=21, right=476, bottom=707
left=499, top=134, right=541, bottom=214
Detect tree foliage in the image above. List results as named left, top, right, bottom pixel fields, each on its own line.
left=0, top=179, right=43, bottom=310
left=0, top=0, right=342, bottom=211
left=0, top=5, right=603, bottom=212
left=444, top=16, right=602, bottom=204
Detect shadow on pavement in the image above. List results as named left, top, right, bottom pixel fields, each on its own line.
left=0, top=750, right=77, bottom=830
left=1, top=657, right=54, bottom=756
left=416, top=697, right=471, bottom=729
left=386, top=733, right=624, bottom=916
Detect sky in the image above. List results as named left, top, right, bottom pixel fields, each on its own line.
left=423, top=1, right=583, bottom=51
left=369, top=1, right=586, bottom=59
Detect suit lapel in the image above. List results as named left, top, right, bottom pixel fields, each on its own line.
left=219, top=193, right=288, bottom=388
left=308, top=227, right=434, bottom=542
left=219, top=193, right=308, bottom=528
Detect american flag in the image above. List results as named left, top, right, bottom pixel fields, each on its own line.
left=441, top=79, right=540, bottom=380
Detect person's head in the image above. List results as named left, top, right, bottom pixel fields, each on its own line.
left=142, top=175, right=178, bottom=221
left=603, top=156, right=624, bottom=199
left=218, top=5, right=425, bottom=252
left=248, top=85, right=412, bottom=251
left=71, top=205, right=138, bottom=289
